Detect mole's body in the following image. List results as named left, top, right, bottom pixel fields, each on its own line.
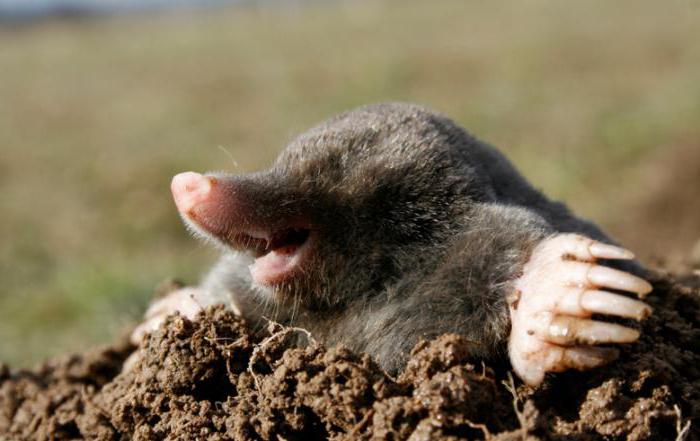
left=134, top=103, right=652, bottom=385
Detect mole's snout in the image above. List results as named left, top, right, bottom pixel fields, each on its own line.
left=171, top=172, right=213, bottom=214
left=171, top=170, right=314, bottom=286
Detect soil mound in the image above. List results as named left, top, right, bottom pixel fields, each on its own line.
left=1, top=272, right=698, bottom=440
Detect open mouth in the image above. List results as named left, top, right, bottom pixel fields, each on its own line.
left=170, top=172, right=313, bottom=287
left=266, top=228, right=311, bottom=255
left=190, top=218, right=313, bottom=286
left=247, top=227, right=312, bottom=286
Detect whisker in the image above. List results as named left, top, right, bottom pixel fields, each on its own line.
left=216, top=145, right=240, bottom=169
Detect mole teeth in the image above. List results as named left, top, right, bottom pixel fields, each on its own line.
left=245, top=230, right=270, bottom=241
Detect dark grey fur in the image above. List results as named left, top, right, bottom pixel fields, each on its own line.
left=196, top=102, right=625, bottom=372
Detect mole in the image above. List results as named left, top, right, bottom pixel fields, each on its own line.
left=131, top=102, right=653, bottom=386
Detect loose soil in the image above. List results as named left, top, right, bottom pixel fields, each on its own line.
left=1, top=272, right=698, bottom=440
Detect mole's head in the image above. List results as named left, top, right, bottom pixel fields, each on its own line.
left=172, top=103, right=490, bottom=309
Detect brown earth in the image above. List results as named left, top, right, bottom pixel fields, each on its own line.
left=1, top=272, right=698, bottom=441
left=606, top=142, right=700, bottom=271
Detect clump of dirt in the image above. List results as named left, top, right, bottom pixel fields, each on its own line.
left=1, top=272, right=698, bottom=440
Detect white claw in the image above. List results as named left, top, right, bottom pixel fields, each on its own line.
left=588, top=242, right=635, bottom=260
left=550, top=234, right=634, bottom=262
left=587, top=265, right=653, bottom=297
left=555, top=346, right=620, bottom=371
left=515, top=345, right=621, bottom=386
left=580, top=290, right=652, bottom=321
left=546, top=316, right=640, bottom=346
left=555, top=289, right=653, bottom=320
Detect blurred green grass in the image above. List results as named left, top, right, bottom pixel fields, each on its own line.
left=1, top=0, right=699, bottom=366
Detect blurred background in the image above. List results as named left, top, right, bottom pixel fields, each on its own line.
left=1, top=0, right=699, bottom=366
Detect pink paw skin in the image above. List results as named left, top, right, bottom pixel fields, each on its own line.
left=508, top=233, right=653, bottom=386
left=130, top=287, right=209, bottom=345
left=125, top=287, right=223, bottom=371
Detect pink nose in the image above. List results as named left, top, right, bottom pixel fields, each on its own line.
left=171, top=172, right=212, bottom=213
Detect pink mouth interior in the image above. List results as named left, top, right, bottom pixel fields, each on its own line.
left=249, top=228, right=311, bottom=285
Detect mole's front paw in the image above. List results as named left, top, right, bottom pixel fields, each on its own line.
left=130, top=287, right=206, bottom=345
left=508, top=234, right=653, bottom=386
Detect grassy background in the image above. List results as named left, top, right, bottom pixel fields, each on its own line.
left=1, top=0, right=699, bottom=366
